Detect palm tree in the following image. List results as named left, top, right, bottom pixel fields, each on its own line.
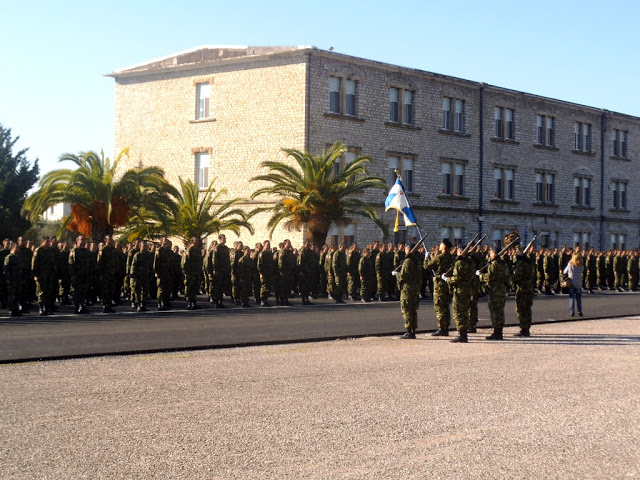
left=250, top=142, right=388, bottom=247
left=126, top=177, right=254, bottom=246
left=22, top=149, right=177, bottom=243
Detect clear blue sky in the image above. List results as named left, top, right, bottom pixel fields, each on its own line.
left=2, top=0, right=639, bottom=176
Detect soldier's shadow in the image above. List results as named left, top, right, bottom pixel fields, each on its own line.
left=481, top=333, right=639, bottom=346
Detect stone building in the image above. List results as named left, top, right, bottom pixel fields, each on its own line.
left=108, top=45, right=639, bottom=250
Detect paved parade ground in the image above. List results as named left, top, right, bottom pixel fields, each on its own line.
left=1, top=317, right=639, bottom=479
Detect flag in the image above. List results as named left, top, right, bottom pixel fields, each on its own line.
left=385, top=178, right=417, bottom=229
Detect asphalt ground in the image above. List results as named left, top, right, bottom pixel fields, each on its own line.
left=1, top=317, right=639, bottom=479
left=0, top=289, right=639, bottom=362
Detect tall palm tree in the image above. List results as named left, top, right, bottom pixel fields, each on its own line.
left=22, top=149, right=177, bottom=243
left=250, top=142, right=388, bottom=246
left=125, top=177, right=254, bottom=246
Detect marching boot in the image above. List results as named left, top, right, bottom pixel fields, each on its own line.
left=399, top=328, right=416, bottom=340
left=468, top=324, right=477, bottom=334
left=216, top=301, right=226, bottom=309
left=514, top=328, right=530, bottom=337
left=157, top=301, right=165, bottom=311
left=186, top=302, right=193, bottom=310
left=10, top=308, right=22, bottom=317
left=38, top=303, right=46, bottom=316
left=486, top=327, right=503, bottom=340
left=431, top=328, right=449, bottom=337
left=137, top=303, right=148, bottom=312
left=260, top=300, right=271, bottom=307
left=450, top=330, right=468, bottom=343
left=191, top=302, right=199, bottom=310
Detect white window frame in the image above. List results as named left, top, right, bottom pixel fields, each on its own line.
left=536, top=171, right=555, bottom=204
left=196, top=152, right=210, bottom=190
left=441, top=160, right=465, bottom=196
left=388, top=154, right=415, bottom=192
left=196, top=82, right=211, bottom=120
left=574, top=176, right=591, bottom=206
left=494, top=167, right=515, bottom=200
left=611, top=180, right=628, bottom=209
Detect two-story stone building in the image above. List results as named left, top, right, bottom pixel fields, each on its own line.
left=108, top=45, right=639, bottom=249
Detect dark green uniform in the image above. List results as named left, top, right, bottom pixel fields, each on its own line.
left=257, top=247, right=274, bottom=305
left=97, top=244, right=119, bottom=312
left=32, top=244, right=55, bottom=314
left=332, top=248, right=348, bottom=302
left=512, top=253, right=535, bottom=334
left=425, top=251, right=455, bottom=329
left=358, top=253, right=376, bottom=301
left=4, top=252, right=21, bottom=315
left=131, top=250, right=153, bottom=310
left=278, top=247, right=296, bottom=305
left=346, top=249, right=361, bottom=300
left=236, top=253, right=254, bottom=306
left=69, top=245, right=95, bottom=313
left=448, top=255, right=474, bottom=333
left=298, top=246, right=316, bottom=304
left=153, top=245, right=173, bottom=309
left=480, top=256, right=509, bottom=329
left=182, top=245, right=203, bottom=308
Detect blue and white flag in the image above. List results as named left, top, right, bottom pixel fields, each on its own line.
left=385, top=178, right=417, bottom=227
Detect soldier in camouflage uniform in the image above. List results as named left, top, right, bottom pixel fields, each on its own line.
left=318, top=245, right=328, bottom=297
left=97, top=236, right=119, bottom=313
left=69, top=235, right=94, bottom=314
left=171, top=245, right=183, bottom=300
left=251, top=243, right=262, bottom=305
left=332, top=243, right=348, bottom=303
left=375, top=243, right=392, bottom=302
left=613, top=250, right=626, bottom=292
left=628, top=251, right=639, bottom=291
left=585, top=248, right=597, bottom=294
left=130, top=241, right=153, bottom=311
left=512, top=244, right=535, bottom=337
left=479, top=246, right=509, bottom=340
left=257, top=240, right=273, bottom=307
left=17, top=237, right=34, bottom=312
left=57, top=240, right=71, bottom=305
left=444, top=244, right=475, bottom=343
left=231, top=241, right=244, bottom=305
left=358, top=247, right=376, bottom=302
left=467, top=246, right=484, bottom=333
left=425, top=239, right=455, bottom=336
left=0, top=239, right=10, bottom=310
left=324, top=244, right=336, bottom=300
left=210, top=234, right=231, bottom=309
left=346, top=243, right=361, bottom=301
left=4, top=243, right=21, bottom=316
left=236, top=245, right=254, bottom=307
left=113, top=241, right=126, bottom=305
left=278, top=239, right=296, bottom=306
left=298, top=240, right=316, bottom=305
left=182, top=237, right=203, bottom=310
left=32, top=237, right=55, bottom=316
left=154, top=237, right=173, bottom=311
left=395, top=243, right=422, bottom=339
left=543, top=250, right=558, bottom=295
left=126, top=240, right=141, bottom=307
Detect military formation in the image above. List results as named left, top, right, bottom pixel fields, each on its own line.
left=2, top=232, right=639, bottom=344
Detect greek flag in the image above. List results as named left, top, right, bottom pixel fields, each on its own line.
left=385, top=178, right=417, bottom=226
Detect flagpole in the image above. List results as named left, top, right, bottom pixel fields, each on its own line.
left=393, top=169, right=428, bottom=252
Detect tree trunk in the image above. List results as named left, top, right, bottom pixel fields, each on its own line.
left=308, top=228, right=328, bottom=248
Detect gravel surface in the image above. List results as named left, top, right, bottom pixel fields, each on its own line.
left=1, top=317, right=639, bottom=479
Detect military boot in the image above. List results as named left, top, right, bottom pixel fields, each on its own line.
left=486, top=328, right=503, bottom=340
left=399, top=328, right=416, bottom=340
left=38, top=303, right=46, bottom=316
left=468, top=324, right=477, bottom=333
left=431, top=328, right=449, bottom=337
left=157, top=301, right=166, bottom=311
left=450, top=330, right=468, bottom=343
left=514, top=328, right=530, bottom=337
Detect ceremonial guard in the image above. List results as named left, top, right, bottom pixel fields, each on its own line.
left=512, top=243, right=535, bottom=337
left=395, top=243, right=422, bottom=339
left=444, top=243, right=475, bottom=343
left=479, top=246, right=509, bottom=340
left=4, top=244, right=21, bottom=316
left=425, top=239, right=455, bottom=336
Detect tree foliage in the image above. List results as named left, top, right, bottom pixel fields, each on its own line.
left=22, top=149, right=177, bottom=243
left=0, top=124, right=40, bottom=239
left=250, top=142, right=388, bottom=246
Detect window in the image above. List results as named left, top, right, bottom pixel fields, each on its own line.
left=494, top=167, right=515, bottom=200
left=539, top=231, right=558, bottom=249
left=536, top=115, right=556, bottom=146
left=327, top=224, right=356, bottom=247
left=442, top=161, right=465, bottom=196
left=611, top=233, right=626, bottom=250
left=404, top=90, right=414, bottom=126
left=329, top=76, right=357, bottom=116
left=196, top=152, right=210, bottom=189
left=611, top=180, right=628, bottom=209
left=442, top=227, right=465, bottom=246
left=393, top=226, right=418, bottom=245
left=442, top=97, right=465, bottom=133
left=389, top=88, right=414, bottom=125
left=613, top=129, right=628, bottom=158
left=333, top=150, right=357, bottom=180
left=389, top=88, right=399, bottom=123
left=388, top=155, right=415, bottom=192
left=196, top=83, right=211, bottom=119
left=574, top=177, right=591, bottom=206
left=329, top=77, right=341, bottom=114
left=574, top=232, right=590, bottom=249
left=492, top=229, right=504, bottom=250
left=494, top=107, right=515, bottom=140
left=574, top=122, right=592, bottom=152
left=536, top=172, right=555, bottom=204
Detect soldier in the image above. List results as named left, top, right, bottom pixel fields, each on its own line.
left=375, top=243, right=391, bottom=301
left=0, top=239, right=10, bottom=310
left=130, top=241, right=153, bottom=311
left=467, top=245, right=483, bottom=333
left=543, top=249, right=557, bottom=295
left=113, top=241, right=126, bottom=305
left=425, top=239, right=456, bottom=336
left=332, top=243, right=348, bottom=303
left=395, top=243, right=422, bottom=339
left=211, top=234, right=231, bottom=309
left=57, top=240, right=72, bottom=305
left=171, top=245, right=183, bottom=300
left=298, top=240, right=316, bottom=305
left=613, top=250, right=626, bottom=292
left=251, top=243, right=262, bottom=305
left=585, top=248, right=597, bottom=294
left=236, top=245, right=254, bottom=307
left=628, top=251, right=639, bottom=291
left=69, top=235, right=94, bottom=314
left=126, top=240, right=141, bottom=307
left=32, top=236, right=55, bottom=316
left=97, top=236, right=119, bottom=313
left=257, top=240, right=274, bottom=307
left=346, top=243, right=361, bottom=301
left=272, top=244, right=281, bottom=305
left=17, top=236, right=34, bottom=311
left=182, top=237, right=203, bottom=310
left=443, top=243, right=475, bottom=343
left=154, top=237, right=173, bottom=311
left=318, top=245, right=328, bottom=297
left=512, top=244, right=535, bottom=337
left=479, top=246, right=509, bottom=340
left=358, top=247, right=376, bottom=302
left=278, top=239, right=296, bottom=306
left=324, top=244, right=336, bottom=300
left=4, top=243, right=22, bottom=316
left=596, top=251, right=607, bottom=290
left=231, top=241, right=244, bottom=305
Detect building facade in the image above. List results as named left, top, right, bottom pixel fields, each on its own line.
left=109, top=46, right=639, bottom=249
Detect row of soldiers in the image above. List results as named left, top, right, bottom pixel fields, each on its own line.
left=2, top=233, right=639, bottom=318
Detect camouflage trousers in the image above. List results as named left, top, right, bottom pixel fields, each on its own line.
left=333, top=273, right=347, bottom=300
left=433, top=280, right=452, bottom=329
left=156, top=275, right=171, bottom=303
left=6, top=280, right=21, bottom=312
left=468, top=282, right=480, bottom=326
left=487, top=287, right=507, bottom=328
left=360, top=277, right=376, bottom=300
left=184, top=274, right=200, bottom=302
left=452, top=286, right=472, bottom=332
left=515, top=287, right=534, bottom=329
left=71, top=276, right=90, bottom=307
left=377, top=273, right=390, bottom=299
left=260, top=273, right=273, bottom=301
left=347, top=274, right=360, bottom=298
left=132, top=277, right=149, bottom=306
left=36, top=276, right=56, bottom=306
left=401, top=287, right=420, bottom=330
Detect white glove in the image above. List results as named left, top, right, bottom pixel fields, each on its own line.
left=475, top=270, right=481, bottom=276
left=391, top=271, right=398, bottom=276
left=441, top=274, right=449, bottom=282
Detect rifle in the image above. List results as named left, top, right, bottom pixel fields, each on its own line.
left=523, top=234, right=539, bottom=254
left=469, top=233, right=488, bottom=252
left=442, top=233, right=480, bottom=278
left=392, top=231, right=429, bottom=274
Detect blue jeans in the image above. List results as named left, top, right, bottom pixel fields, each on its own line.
left=569, top=285, right=582, bottom=315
